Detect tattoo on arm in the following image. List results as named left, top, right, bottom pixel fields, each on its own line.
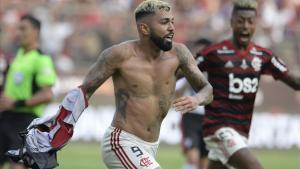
left=116, top=88, right=130, bottom=119
left=82, top=48, right=118, bottom=98
left=175, top=44, right=207, bottom=91
left=176, top=44, right=213, bottom=105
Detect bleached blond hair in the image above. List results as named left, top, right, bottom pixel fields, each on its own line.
left=134, top=0, right=171, bottom=21
left=233, top=0, right=258, bottom=11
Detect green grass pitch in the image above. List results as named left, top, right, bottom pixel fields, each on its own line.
left=55, top=142, right=300, bottom=169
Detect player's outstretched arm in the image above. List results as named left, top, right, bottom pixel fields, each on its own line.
left=265, top=55, right=300, bottom=91
left=82, top=45, right=121, bottom=99
left=28, top=45, right=123, bottom=145
left=279, top=73, right=300, bottom=90
left=173, top=43, right=213, bottom=114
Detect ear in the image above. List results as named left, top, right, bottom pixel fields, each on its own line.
left=139, top=23, right=150, bottom=36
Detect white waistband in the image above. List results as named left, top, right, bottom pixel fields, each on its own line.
left=108, top=126, right=159, bottom=146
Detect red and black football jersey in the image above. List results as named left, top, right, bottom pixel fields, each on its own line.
left=198, top=40, right=289, bottom=137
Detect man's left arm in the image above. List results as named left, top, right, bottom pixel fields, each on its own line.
left=279, top=73, right=300, bottom=90
left=24, top=86, right=54, bottom=106
left=264, top=55, right=300, bottom=90
left=0, top=86, right=53, bottom=111
left=173, top=43, right=213, bottom=113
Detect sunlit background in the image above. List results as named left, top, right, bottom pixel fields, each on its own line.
left=1, top=0, right=300, bottom=169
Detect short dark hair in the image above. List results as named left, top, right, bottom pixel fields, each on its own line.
left=21, top=14, right=41, bottom=31
left=194, top=38, right=212, bottom=46
left=134, top=0, right=171, bottom=21
left=232, top=0, right=258, bottom=14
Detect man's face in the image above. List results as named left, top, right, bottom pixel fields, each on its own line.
left=149, top=10, right=175, bottom=51
left=231, top=9, right=256, bottom=48
left=17, top=19, right=38, bottom=47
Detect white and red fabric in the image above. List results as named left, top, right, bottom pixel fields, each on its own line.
left=26, top=87, right=88, bottom=153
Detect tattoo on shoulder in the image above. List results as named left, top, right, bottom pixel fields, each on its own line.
left=97, top=48, right=113, bottom=67
left=83, top=48, right=118, bottom=97
left=175, top=45, right=192, bottom=67
left=116, top=88, right=130, bottom=119
left=175, top=45, right=206, bottom=91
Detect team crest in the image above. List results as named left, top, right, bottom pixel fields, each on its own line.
left=251, top=57, right=262, bottom=71
left=227, top=139, right=236, bottom=148
left=140, top=157, right=153, bottom=167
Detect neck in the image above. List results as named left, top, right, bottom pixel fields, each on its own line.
left=232, top=37, right=248, bottom=51
left=139, top=38, right=163, bottom=59
left=23, top=42, right=39, bottom=53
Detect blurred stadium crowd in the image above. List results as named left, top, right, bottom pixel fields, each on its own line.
left=1, top=0, right=300, bottom=71
left=1, top=0, right=300, bottom=111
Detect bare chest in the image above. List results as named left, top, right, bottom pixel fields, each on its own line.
left=115, top=55, right=179, bottom=96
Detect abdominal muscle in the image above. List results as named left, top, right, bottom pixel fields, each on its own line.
left=111, top=95, right=170, bottom=142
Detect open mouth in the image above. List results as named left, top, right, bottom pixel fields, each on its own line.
left=239, top=32, right=251, bottom=42
left=239, top=32, right=250, bottom=38
left=165, top=33, right=174, bottom=42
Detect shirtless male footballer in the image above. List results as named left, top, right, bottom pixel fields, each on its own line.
left=6, top=1, right=213, bottom=169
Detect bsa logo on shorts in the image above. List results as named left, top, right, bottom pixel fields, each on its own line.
left=140, top=157, right=153, bottom=167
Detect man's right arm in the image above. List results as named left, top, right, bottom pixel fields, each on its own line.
left=24, top=45, right=124, bottom=152
left=4, top=46, right=125, bottom=167
left=81, top=45, right=122, bottom=99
